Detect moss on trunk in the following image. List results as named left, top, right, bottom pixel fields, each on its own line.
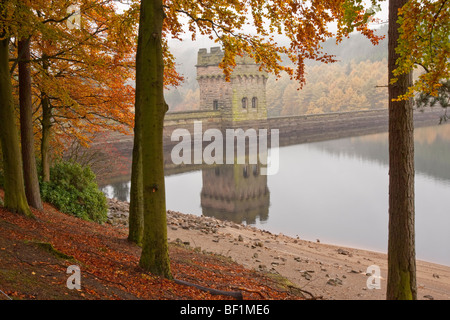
left=136, top=0, right=172, bottom=279
left=128, top=99, right=144, bottom=245
left=19, top=38, right=43, bottom=211
left=0, top=37, right=32, bottom=217
left=386, top=0, right=417, bottom=300
left=40, top=59, right=52, bottom=183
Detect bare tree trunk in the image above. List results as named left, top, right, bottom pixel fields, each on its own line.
left=18, top=38, right=43, bottom=211
left=387, top=0, right=417, bottom=300
left=0, top=37, right=32, bottom=217
left=128, top=100, right=144, bottom=245
left=40, top=58, right=52, bottom=183
left=136, top=0, right=172, bottom=278
left=40, top=92, right=52, bottom=183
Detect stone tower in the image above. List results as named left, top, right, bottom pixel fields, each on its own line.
left=196, top=47, right=268, bottom=124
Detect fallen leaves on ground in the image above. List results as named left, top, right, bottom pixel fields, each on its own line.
left=0, top=191, right=303, bottom=300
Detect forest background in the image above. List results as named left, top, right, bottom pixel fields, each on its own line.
left=165, top=25, right=391, bottom=116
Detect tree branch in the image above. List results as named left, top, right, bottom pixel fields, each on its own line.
left=173, top=279, right=243, bottom=299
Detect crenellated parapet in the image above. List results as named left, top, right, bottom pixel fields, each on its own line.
left=196, top=47, right=268, bottom=123
left=197, top=47, right=224, bottom=66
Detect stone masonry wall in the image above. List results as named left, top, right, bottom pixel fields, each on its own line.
left=196, top=47, right=268, bottom=123
left=93, top=107, right=444, bottom=185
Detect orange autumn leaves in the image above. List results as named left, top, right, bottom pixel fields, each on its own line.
left=0, top=191, right=302, bottom=300
left=5, top=0, right=386, bottom=157
left=394, top=0, right=449, bottom=100
left=6, top=1, right=136, bottom=153
left=163, top=0, right=384, bottom=87
left=6, top=0, right=446, bottom=155
left=6, top=0, right=181, bottom=156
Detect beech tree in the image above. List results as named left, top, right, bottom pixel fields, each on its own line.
left=394, top=0, right=449, bottom=100
left=39, top=5, right=135, bottom=176
left=0, top=0, right=32, bottom=217
left=14, top=1, right=138, bottom=183
left=12, top=0, right=136, bottom=206
left=2, top=0, right=139, bottom=213
left=135, top=0, right=170, bottom=276
left=386, top=0, right=449, bottom=300
left=387, top=0, right=416, bottom=300
left=18, top=37, right=43, bottom=211
left=133, top=0, right=383, bottom=277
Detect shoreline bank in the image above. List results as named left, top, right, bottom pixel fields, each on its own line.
left=107, top=198, right=450, bottom=300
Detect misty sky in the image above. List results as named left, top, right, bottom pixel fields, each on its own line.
left=167, top=1, right=389, bottom=47
left=116, top=1, right=389, bottom=48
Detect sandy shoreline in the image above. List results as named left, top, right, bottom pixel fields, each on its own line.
left=107, top=199, right=450, bottom=300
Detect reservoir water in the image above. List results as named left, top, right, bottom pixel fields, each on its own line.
left=102, top=124, right=450, bottom=266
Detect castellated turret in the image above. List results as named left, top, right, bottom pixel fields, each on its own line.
left=196, top=47, right=268, bottom=123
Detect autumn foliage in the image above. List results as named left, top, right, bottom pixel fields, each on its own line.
left=12, top=0, right=137, bottom=152
left=0, top=189, right=303, bottom=300
left=163, top=0, right=384, bottom=87
left=394, top=0, right=450, bottom=100
left=1, top=0, right=448, bottom=301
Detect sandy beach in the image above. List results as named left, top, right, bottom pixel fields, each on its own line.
left=108, top=199, right=450, bottom=300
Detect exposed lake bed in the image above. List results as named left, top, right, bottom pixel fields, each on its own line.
left=103, top=122, right=450, bottom=267
left=106, top=197, right=450, bottom=300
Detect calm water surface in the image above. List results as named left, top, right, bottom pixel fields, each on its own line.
left=102, top=124, right=450, bottom=266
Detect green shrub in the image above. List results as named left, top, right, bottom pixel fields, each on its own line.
left=40, top=161, right=107, bottom=223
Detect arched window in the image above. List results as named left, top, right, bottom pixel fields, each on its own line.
left=213, top=100, right=219, bottom=110
left=252, top=164, right=259, bottom=176
left=242, top=97, right=248, bottom=109
left=252, top=97, right=258, bottom=109
left=243, top=165, right=249, bottom=178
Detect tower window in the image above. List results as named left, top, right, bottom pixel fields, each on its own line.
left=213, top=100, right=219, bottom=110
left=242, top=97, right=248, bottom=109
left=243, top=165, right=249, bottom=178
left=252, top=164, right=259, bottom=176
left=252, top=97, right=258, bottom=108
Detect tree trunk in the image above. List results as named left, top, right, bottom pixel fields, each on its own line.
left=137, top=0, right=171, bottom=278
left=128, top=97, right=144, bottom=245
left=18, top=38, right=43, bottom=211
left=40, top=91, right=52, bottom=183
left=387, top=0, right=417, bottom=300
left=0, top=37, right=32, bottom=217
left=40, top=58, right=52, bottom=183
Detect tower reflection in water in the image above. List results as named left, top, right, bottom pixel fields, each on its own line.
left=200, top=160, right=270, bottom=225
left=101, top=150, right=272, bottom=226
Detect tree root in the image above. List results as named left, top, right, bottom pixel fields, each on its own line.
left=174, top=279, right=243, bottom=299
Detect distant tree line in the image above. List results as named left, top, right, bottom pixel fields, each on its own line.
left=267, top=59, right=389, bottom=116
left=165, top=25, right=390, bottom=116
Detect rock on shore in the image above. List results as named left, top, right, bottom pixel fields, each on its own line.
left=106, top=198, right=450, bottom=300
left=107, top=198, right=253, bottom=234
